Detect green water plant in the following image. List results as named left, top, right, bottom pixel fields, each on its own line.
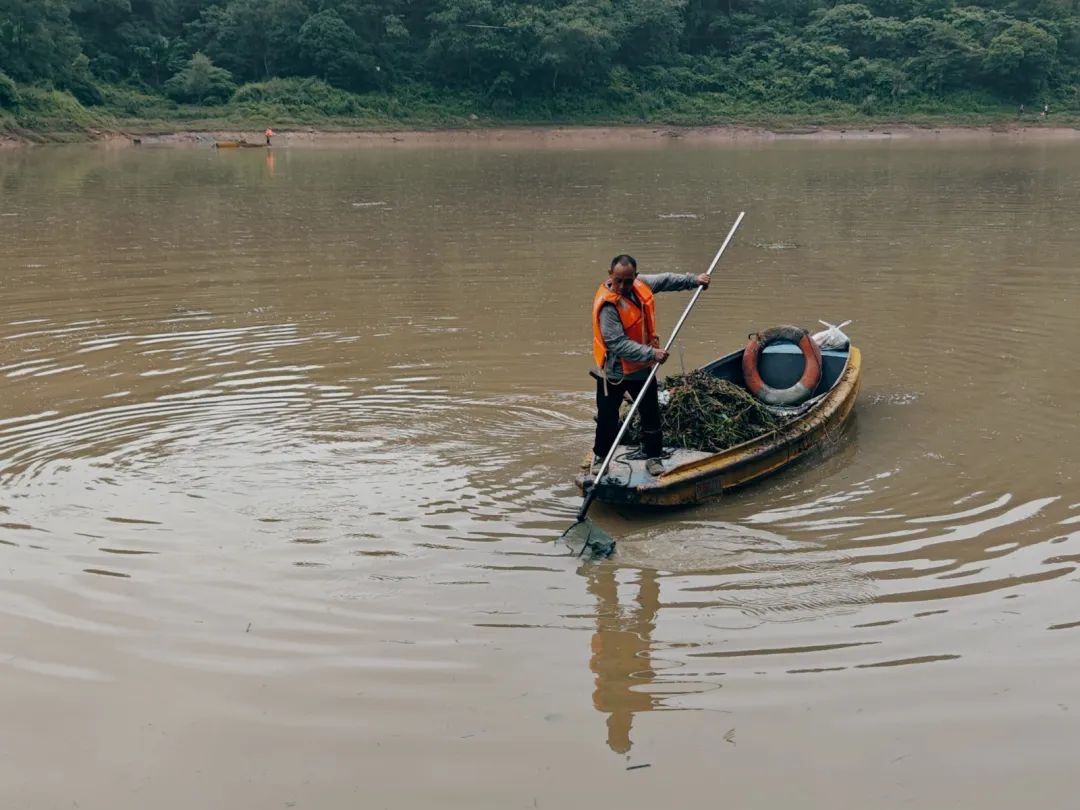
left=625, top=371, right=784, bottom=453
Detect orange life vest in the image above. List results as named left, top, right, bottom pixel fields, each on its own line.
left=592, top=279, right=656, bottom=375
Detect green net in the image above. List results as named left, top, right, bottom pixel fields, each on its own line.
left=623, top=370, right=786, bottom=453
left=559, top=519, right=617, bottom=559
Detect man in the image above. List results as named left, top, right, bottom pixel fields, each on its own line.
left=265, top=127, right=274, bottom=145
left=591, top=254, right=710, bottom=476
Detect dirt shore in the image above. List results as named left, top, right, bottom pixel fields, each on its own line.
left=6, top=123, right=1080, bottom=149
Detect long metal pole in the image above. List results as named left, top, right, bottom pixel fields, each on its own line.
left=575, top=211, right=745, bottom=522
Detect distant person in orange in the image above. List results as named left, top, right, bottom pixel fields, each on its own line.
left=265, top=127, right=274, bottom=145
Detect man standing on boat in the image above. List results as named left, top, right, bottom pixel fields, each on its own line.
left=591, top=255, right=710, bottom=476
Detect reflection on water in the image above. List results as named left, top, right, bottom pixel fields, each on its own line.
left=582, top=477, right=1079, bottom=753
left=3, top=141, right=1080, bottom=806
left=587, top=566, right=660, bottom=754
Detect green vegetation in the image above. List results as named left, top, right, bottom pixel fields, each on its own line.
left=3, top=0, right=1080, bottom=140
left=624, top=372, right=785, bottom=453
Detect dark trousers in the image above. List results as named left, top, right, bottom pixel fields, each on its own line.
left=593, top=375, right=662, bottom=460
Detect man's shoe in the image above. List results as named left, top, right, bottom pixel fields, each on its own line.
left=580, top=453, right=601, bottom=472
left=645, top=457, right=665, bottom=477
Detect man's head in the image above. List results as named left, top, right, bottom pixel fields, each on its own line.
left=609, top=254, right=637, bottom=294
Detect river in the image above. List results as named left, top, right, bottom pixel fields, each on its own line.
left=1, top=138, right=1079, bottom=808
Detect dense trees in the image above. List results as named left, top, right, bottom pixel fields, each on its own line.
left=0, top=0, right=85, bottom=85
left=1, top=0, right=1077, bottom=115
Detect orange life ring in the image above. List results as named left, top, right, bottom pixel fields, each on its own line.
left=742, top=325, right=823, bottom=406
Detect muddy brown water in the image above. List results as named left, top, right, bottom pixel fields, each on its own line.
left=2, top=140, right=1079, bottom=809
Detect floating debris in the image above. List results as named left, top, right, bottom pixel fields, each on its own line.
left=624, top=371, right=786, bottom=452
left=751, top=240, right=799, bottom=250
left=658, top=212, right=698, bottom=219
left=868, top=391, right=922, bottom=406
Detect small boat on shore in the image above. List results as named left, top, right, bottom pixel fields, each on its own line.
left=575, top=342, right=862, bottom=506
left=213, top=140, right=265, bottom=149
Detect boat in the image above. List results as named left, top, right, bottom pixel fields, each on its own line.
left=574, top=342, right=862, bottom=506
left=213, top=140, right=265, bottom=149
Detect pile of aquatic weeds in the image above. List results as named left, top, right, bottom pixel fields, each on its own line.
left=624, top=370, right=786, bottom=453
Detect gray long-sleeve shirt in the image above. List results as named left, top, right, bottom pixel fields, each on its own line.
left=598, top=272, right=701, bottom=382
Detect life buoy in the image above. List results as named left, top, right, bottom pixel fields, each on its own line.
left=742, top=325, right=823, bottom=406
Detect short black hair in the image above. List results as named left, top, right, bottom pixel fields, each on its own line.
left=610, top=254, right=637, bottom=271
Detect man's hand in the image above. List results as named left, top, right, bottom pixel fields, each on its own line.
left=653, top=348, right=670, bottom=364
left=696, top=274, right=711, bottom=288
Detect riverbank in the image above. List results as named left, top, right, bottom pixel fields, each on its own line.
left=7, top=122, right=1080, bottom=149
left=3, top=81, right=1080, bottom=148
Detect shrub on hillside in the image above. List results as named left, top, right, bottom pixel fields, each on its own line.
left=165, top=53, right=236, bottom=104
left=0, top=72, right=19, bottom=108
left=101, top=84, right=176, bottom=117
left=66, top=55, right=104, bottom=106
left=231, top=78, right=364, bottom=116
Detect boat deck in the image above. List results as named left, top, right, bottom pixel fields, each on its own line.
left=581, top=446, right=714, bottom=489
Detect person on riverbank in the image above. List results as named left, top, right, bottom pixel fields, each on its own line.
left=265, top=127, right=274, bottom=145
left=590, top=254, right=710, bottom=476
